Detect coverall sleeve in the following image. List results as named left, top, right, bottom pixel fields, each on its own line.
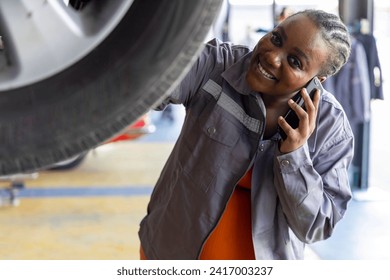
left=154, top=39, right=223, bottom=110
left=273, top=104, right=354, bottom=243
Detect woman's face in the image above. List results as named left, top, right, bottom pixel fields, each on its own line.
left=246, top=14, right=328, bottom=98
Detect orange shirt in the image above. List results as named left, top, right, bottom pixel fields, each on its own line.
left=199, top=168, right=255, bottom=260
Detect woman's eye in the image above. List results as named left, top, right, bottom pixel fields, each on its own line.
left=288, top=56, right=302, bottom=69
left=270, top=32, right=282, bottom=46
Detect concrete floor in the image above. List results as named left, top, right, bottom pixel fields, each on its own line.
left=0, top=142, right=172, bottom=260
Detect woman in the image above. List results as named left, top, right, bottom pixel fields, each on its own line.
left=139, top=9, right=354, bottom=260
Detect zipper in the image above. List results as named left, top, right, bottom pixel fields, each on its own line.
left=197, top=96, right=266, bottom=259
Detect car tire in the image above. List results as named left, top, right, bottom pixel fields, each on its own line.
left=48, top=152, right=88, bottom=171
left=0, top=0, right=222, bottom=175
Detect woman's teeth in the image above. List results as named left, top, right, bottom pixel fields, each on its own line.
left=258, top=62, right=275, bottom=80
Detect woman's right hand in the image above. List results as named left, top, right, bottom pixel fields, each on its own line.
left=277, top=88, right=320, bottom=154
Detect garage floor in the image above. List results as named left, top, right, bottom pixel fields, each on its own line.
left=0, top=141, right=173, bottom=260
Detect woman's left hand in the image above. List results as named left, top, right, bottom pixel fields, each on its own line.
left=277, top=88, right=320, bottom=153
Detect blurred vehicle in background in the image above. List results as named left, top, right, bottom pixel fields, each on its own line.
left=109, top=113, right=155, bottom=142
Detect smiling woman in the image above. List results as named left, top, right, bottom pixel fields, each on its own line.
left=138, top=9, right=354, bottom=260
left=0, top=0, right=223, bottom=175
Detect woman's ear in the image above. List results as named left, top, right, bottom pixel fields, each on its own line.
left=318, top=76, right=327, bottom=83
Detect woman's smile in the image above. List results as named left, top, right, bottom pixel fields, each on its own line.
left=257, top=59, right=276, bottom=80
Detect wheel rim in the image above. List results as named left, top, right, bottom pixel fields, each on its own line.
left=0, top=0, right=133, bottom=90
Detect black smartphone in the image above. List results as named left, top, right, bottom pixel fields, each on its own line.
left=278, top=77, right=324, bottom=140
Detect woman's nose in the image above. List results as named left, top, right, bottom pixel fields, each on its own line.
left=264, top=51, right=282, bottom=68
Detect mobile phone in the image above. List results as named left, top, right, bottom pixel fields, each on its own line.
left=278, top=77, right=324, bottom=140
